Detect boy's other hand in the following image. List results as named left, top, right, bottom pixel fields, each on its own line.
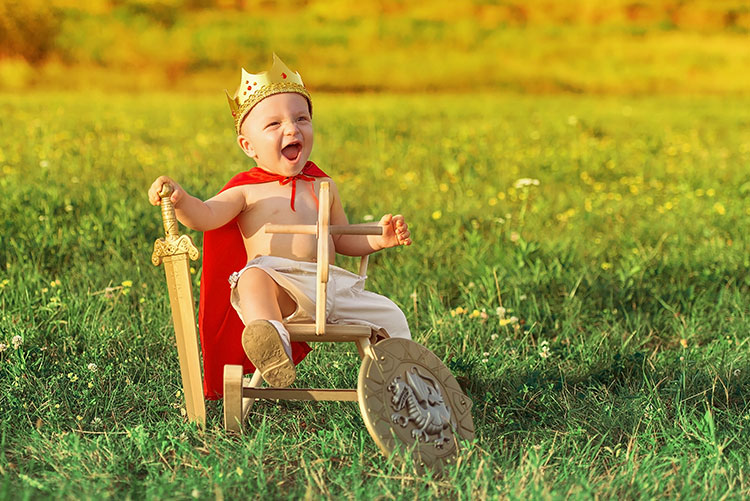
left=148, top=176, right=185, bottom=207
left=379, top=214, right=412, bottom=248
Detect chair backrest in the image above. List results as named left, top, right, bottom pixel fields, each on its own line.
left=264, top=181, right=383, bottom=335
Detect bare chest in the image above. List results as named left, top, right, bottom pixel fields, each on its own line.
left=236, top=179, right=326, bottom=262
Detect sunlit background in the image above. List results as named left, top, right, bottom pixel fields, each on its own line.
left=1, top=0, right=749, bottom=94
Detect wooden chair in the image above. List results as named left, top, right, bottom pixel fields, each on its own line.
left=222, top=181, right=384, bottom=432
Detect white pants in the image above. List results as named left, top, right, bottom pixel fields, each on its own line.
left=229, top=256, right=411, bottom=339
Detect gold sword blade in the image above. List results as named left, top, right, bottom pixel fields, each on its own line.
left=162, top=253, right=205, bottom=425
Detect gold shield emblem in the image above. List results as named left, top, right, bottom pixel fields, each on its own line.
left=357, top=338, right=475, bottom=470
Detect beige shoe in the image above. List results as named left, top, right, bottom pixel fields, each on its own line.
left=242, top=319, right=296, bottom=387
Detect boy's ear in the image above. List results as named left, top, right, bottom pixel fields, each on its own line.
left=237, top=134, right=256, bottom=158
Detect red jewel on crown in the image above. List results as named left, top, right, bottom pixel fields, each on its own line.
left=282, top=73, right=287, bottom=79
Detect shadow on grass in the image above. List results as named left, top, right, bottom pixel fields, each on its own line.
left=451, top=350, right=749, bottom=447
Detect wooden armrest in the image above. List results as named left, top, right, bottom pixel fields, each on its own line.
left=265, top=224, right=383, bottom=236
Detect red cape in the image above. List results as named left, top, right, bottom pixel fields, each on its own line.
left=198, top=161, right=327, bottom=399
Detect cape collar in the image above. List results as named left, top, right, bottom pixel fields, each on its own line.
left=222, top=161, right=328, bottom=211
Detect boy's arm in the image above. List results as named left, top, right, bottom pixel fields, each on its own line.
left=328, top=180, right=412, bottom=257
left=148, top=176, right=247, bottom=232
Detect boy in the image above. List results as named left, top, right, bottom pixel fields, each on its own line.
left=148, top=55, right=412, bottom=399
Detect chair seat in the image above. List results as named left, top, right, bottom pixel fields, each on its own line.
left=286, top=322, right=372, bottom=342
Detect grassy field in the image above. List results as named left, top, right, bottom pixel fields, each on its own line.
left=0, top=92, right=749, bottom=498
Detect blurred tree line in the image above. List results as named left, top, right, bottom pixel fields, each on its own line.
left=1, top=0, right=749, bottom=93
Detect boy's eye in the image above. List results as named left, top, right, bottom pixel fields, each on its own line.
left=266, top=121, right=280, bottom=128
left=297, top=116, right=309, bottom=122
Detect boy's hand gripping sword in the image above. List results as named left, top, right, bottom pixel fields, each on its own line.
left=151, top=184, right=205, bottom=426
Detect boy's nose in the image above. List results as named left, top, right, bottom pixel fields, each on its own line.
left=283, top=121, right=300, bottom=135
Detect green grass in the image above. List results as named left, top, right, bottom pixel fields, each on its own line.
left=0, top=92, right=749, bottom=499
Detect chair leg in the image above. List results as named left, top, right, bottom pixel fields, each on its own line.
left=356, top=337, right=372, bottom=360
left=223, top=365, right=244, bottom=432
left=242, top=371, right=263, bottom=422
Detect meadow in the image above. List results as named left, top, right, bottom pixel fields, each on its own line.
left=0, top=92, right=749, bottom=498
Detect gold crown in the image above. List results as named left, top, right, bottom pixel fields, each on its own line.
left=226, top=54, right=312, bottom=134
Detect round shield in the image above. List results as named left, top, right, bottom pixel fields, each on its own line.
left=357, top=338, right=475, bottom=470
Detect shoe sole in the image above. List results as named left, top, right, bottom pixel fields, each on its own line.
left=242, top=320, right=295, bottom=387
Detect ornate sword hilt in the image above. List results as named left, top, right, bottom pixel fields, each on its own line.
left=159, top=184, right=180, bottom=241
left=151, top=183, right=199, bottom=266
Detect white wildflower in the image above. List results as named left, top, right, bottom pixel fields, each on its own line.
left=496, top=306, right=506, bottom=318
left=87, top=363, right=98, bottom=372
left=11, top=335, right=22, bottom=349
left=513, top=178, right=540, bottom=189
left=538, top=340, right=552, bottom=359
left=0, top=343, right=6, bottom=353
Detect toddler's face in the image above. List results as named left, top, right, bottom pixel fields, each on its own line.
left=238, top=93, right=313, bottom=176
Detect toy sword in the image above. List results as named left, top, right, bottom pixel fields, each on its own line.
left=151, top=184, right=206, bottom=426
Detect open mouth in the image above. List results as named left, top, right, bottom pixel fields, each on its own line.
left=281, top=142, right=302, bottom=161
